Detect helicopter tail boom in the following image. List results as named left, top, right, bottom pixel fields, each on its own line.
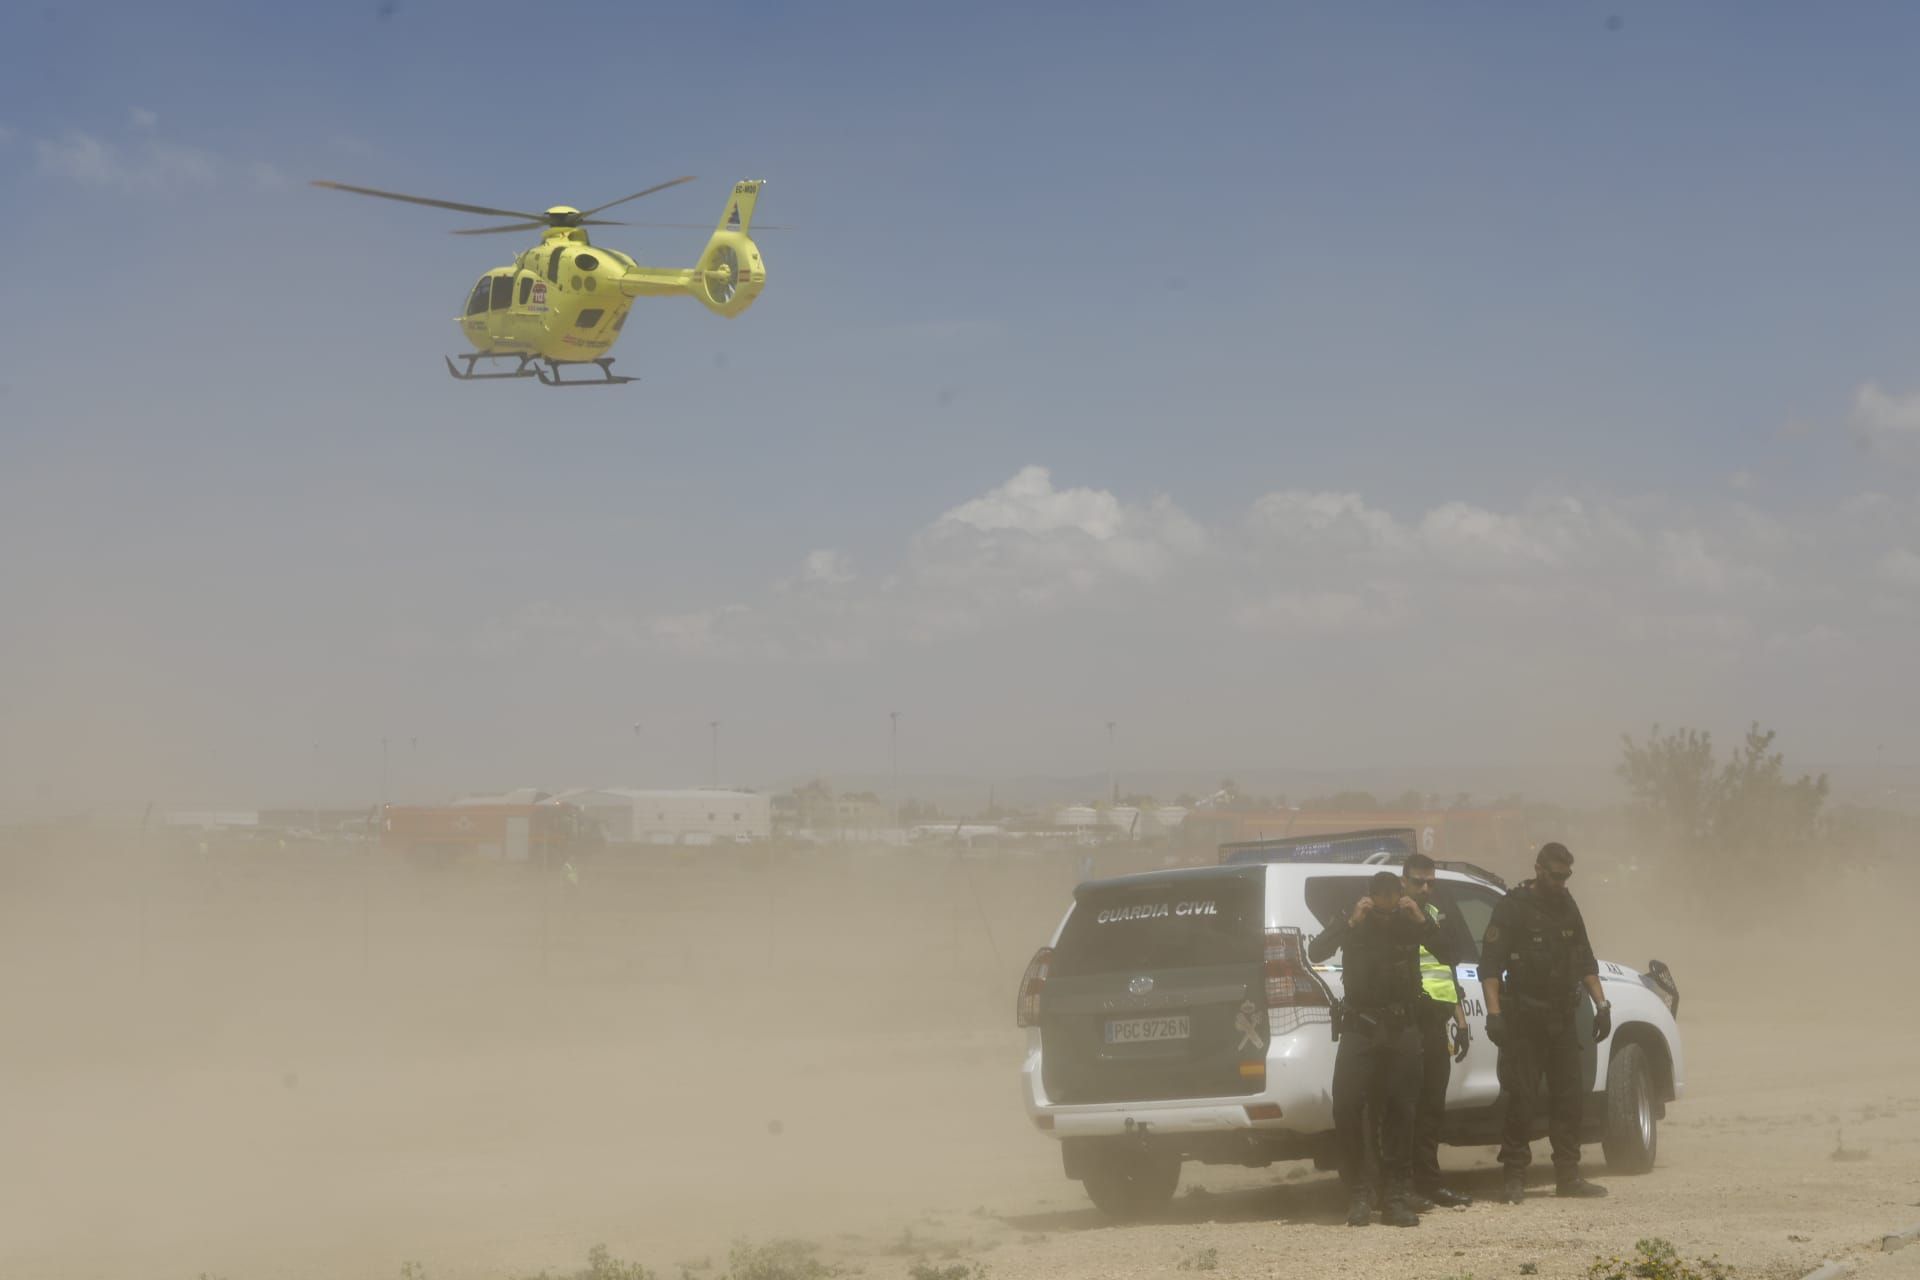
left=616, top=180, right=767, bottom=317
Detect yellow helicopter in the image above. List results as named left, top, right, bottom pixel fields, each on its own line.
left=312, top=174, right=767, bottom=386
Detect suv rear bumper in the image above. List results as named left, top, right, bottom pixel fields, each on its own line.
left=1022, top=1027, right=1337, bottom=1140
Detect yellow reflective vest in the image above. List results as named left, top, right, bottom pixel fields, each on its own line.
left=1419, top=901, right=1460, bottom=1005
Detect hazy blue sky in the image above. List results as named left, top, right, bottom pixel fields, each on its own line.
left=4, top=2, right=1920, bottom=811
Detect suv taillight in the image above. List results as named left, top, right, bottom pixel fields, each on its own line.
left=1016, top=946, right=1053, bottom=1027
left=1265, top=926, right=1328, bottom=1009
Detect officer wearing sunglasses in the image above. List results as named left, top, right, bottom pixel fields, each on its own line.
left=1482, top=842, right=1611, bottom=1203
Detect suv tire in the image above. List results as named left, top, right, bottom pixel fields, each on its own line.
left=1082, top=1146, right=1181, bottom=1219
left=1601, top=1042, right=1657, bottom=1174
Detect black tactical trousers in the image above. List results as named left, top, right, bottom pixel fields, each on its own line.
left=1411, top=999, right=1454, bottom=1193
left=1333, top=1008, right=1421, bottom=1197
left=1497, top=1004, right=1583, bottom=1175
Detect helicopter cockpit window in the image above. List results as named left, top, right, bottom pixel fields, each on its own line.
left=489, top=275, right=514, bottom=310
left=575, top=309, right=605, bottom=329
left=465, top=279, right=491, bottom=317
left=518, top=276, right=532, bottom=306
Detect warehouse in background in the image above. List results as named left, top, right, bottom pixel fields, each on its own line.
left=555, top=788, right=771, bottom=846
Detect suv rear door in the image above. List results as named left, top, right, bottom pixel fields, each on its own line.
left=1039, top=866, right=1268, bottom=1105
left=1303, top=873, right=1504, bottom=1108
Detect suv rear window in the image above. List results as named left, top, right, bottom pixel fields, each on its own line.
left=1051, top=873, right=1263, bottom=978
left=1306, top=874, right=1482, bottom=962
left=1304, top=875, right=1374, bottom=930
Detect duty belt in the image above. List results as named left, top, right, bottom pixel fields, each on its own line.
left=1349, top=1001, right=1413, bottom=1020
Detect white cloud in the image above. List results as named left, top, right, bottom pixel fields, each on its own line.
left=1418, top=500, right=1570, bottom=571
left=34, top=132, right=116, bottom=184
left=911, top=467, right=1205, bottom=617
left=34, top=130, right=218, bottom=192
left=1657, top=529, right=1737, bottom=595
left=1729, top=469, right=1755, bottom=492
left=1879, top=547, right=1920, bottom=588
left=129, top=106, right=158, bottom=131
left=1852, top=382, right=1920, bottom=452
left=452, top=468, right=1920, bottom=711
left=800, top=549, right=854, bottom=586
left=1245, top=490, right=1406, bottom=556
left=942, top=465, right=1126, bottom=539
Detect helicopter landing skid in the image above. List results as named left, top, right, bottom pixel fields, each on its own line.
left=445, top=352, right=540, bottom=381
left=444, top=352, right=636, bottom=387
left=534, top=357, right=636, bottom=388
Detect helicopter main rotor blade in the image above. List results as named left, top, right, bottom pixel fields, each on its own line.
left=583, top=219, right=796, bottom=231
left=579, top=175, right=698, bottom=218
left=451, top=220, right=550, bottom=236
left=311, top=179, right=545, bottom=222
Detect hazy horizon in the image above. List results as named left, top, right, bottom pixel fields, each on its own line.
left=5, top=3, right=1919, bottom=818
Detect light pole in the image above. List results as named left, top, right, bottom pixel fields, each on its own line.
left=380, top=735, right=389, bottom=810
left=632, top=721, right=642, bottom=786
left=1106, top=720, right=1117, bottom=806
left=890, top=710, right=900, bottom=828
left=709, top=720, right=720, bottom=788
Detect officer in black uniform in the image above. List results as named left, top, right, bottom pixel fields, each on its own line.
left=1482, top=842, right=1611, bottom=1203
left=1402, top=852, right=1473, bottom=1210
left=1308, top=869, right=1435, bottom=1227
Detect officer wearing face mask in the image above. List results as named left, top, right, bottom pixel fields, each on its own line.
left=1482, top=842, right=1611, bottom=1203
left=1308, top=870, right=1434, bottom=1228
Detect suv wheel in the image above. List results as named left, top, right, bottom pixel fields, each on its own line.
left=1081, top=1146, right=1181, bottom=1220
left=1601, top=1042, right=1658, bottom=1174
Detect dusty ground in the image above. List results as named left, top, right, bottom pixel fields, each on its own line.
left=3, top=840, right=1916, bottom=1280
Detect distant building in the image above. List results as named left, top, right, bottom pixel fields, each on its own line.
left=555, top=788, right=771, bottom=846
left=832, top=792, right=890, bottom=837
left=161, top=810, right=259, bottom=830
left=909, top=822, right=1006, bottom=847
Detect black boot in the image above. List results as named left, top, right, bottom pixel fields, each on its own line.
left=1346, top=1190, right=1373, bottom=1227
left=1499, top=1173, right=1526, bottom=1204
left=1381, top=1195, right=1420, bottom=1228
left=1426, top=1187, right=1473, bottom=1209
left=1555, top=1174, right=1608, bottom=1198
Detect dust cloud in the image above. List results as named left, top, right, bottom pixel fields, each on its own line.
left=2, top=816, right=1915, bottom=1280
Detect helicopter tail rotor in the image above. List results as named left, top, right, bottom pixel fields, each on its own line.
left=691, top=181, right=768, bottom=317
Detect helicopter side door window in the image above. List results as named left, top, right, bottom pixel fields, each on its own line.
left=489, top=275, right=514, bottom=311
left=548, top=247, right=565, bottom=284
left=465, top=278, right=491, bottom=317
left=518, top=276, right=532, bottom=307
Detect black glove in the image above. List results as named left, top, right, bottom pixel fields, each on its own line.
left=1592, top=1003, right=1612, bottom=1043
left=1451, top=1019, right=1472, bottom=1062
left=1485, top=1011, right=1507, bottom=1048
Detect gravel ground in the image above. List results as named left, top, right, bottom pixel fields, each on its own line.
left=7, top=853, right=1918, bottom=1280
